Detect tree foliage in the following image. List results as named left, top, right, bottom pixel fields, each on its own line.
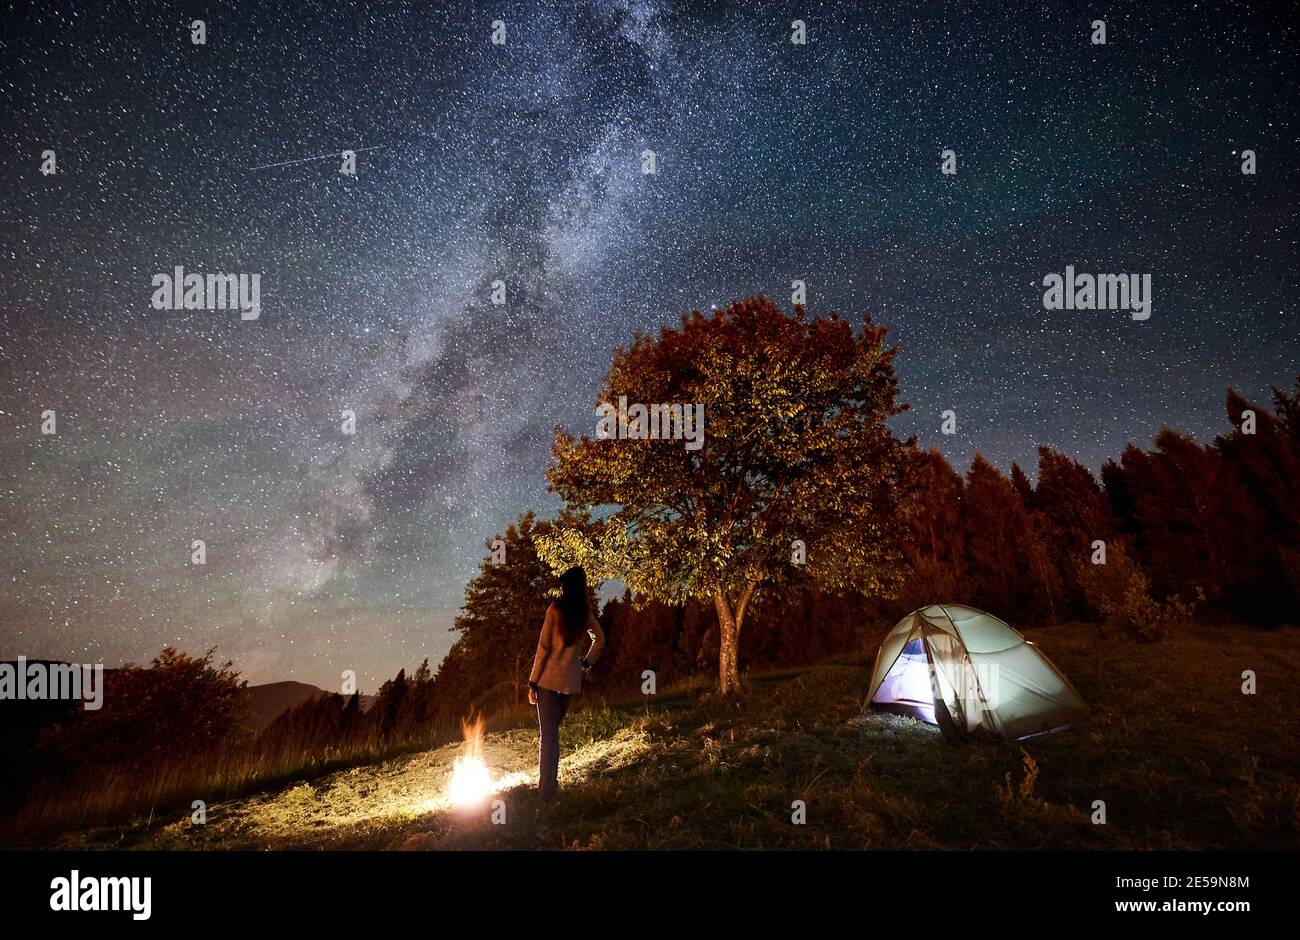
left=539, top=296, right=913, bottom=693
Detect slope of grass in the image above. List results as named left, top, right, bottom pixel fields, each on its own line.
left=48, top=621, right=1300, bottom=851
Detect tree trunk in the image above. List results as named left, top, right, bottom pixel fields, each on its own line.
left=714, top=584, right=755, bottom=696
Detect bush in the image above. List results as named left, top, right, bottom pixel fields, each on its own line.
left=1076, top=544, right=1197, bottom=640
left=34, top=647, right=246, bottom=769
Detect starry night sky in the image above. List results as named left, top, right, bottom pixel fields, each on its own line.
left=2, top=0, right=1296, bottom=689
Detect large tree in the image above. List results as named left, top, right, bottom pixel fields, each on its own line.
left=539, top=296, right=912, bottom=695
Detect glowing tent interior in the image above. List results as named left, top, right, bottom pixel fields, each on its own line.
left=865, top=604, right=1088, bottom=741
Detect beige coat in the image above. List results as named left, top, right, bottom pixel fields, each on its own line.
left=528, top=603, right=605, bottom=695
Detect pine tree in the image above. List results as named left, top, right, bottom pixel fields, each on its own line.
left=431, top=510, right=596, bottom=719
left=1032, top=447, right=1117, bottom=617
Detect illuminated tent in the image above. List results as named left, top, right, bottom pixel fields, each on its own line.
left=865, top=604, right=1087, bottom=741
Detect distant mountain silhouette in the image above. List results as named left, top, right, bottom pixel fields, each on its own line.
left=241, top=681, right=374, bottom=733
left=0, top=659, right=104, bottom=742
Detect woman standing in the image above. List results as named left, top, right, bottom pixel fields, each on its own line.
left=527, top=566, right=605, bottom=800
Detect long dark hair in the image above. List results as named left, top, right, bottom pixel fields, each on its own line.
left=556, top=567, right=589, bottom=647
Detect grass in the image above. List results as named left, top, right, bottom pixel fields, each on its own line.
left=7, top=721, right=459, bottom=842
left=41, top=621, right=1300, bottom=851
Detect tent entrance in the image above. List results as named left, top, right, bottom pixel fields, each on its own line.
left=870, top=637, right=936, bottom=724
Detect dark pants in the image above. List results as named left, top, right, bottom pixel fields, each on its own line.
left=535, top=687, right=570, bottom=799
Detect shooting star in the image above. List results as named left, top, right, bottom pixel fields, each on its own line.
left=249, top=146, right=384, bottom=171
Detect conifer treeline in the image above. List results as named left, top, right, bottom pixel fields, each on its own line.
left=256, top=658, right=440, bottom=753
left=426, top=379, right=1300, bottom=720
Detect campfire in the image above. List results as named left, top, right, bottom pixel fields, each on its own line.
left=448, top=714, right=496, bottom=807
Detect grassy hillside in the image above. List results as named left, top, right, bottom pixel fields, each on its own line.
left=52, top=621, right=1300, bottom=851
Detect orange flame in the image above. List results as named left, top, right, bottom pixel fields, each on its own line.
left=448, top=713, right=495, bottom=806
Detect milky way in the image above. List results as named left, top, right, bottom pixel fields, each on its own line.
left=2, top=0, right=1297, bottom=687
